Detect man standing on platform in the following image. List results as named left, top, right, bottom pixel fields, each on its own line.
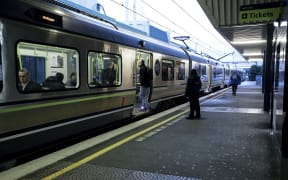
left=185, top=69, right=202, bottom=119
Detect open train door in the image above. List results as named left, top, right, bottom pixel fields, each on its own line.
left=132, top=51, right=153, bottom=115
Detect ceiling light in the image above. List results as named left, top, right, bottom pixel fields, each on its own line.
left=274, top=21, right=279, bottom=27
left=231, top=40, right=266, bottom=45
left=242, top=52, right=263, bottom=56
left=248, top=58, right=263, bottom=61
left=274, top=21, right=287, bottom=27
left=280, top=21, right=287, bottom=27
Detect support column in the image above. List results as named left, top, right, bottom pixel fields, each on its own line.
left=263, top=23, right=274, bottom=113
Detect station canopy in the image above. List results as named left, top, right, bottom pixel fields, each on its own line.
left=197, top=0, right=287, bottom=68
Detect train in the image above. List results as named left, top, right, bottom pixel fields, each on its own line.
left=0, top=0, right=235, bottom=162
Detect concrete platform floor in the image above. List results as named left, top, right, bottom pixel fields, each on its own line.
left=2, top=81, right=282, bottom=180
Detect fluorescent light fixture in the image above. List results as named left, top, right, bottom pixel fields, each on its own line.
left=248, top=58, right=263, bottom=62
left=231, top=40, right=266, bottom=45
left=54, top=10, right=65, bottom=15
left=274, top=21, right=279, bottom=27
left=274, top=21, right=287, bottom=27
left=242, top=52, right=263, bottom=56
left=280, top=21, right=287, bottom=27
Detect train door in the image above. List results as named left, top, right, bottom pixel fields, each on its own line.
left=132, top=51, right=152, bottom=115
left=207, top=64, right=212, bottom=92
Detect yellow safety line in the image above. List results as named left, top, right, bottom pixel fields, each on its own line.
left=42, top=109, right=189, bottom=180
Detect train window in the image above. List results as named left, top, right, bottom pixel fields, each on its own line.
left=192, top=63, right=201, bottom=75
left=213, top=67, right=223, bottom=80
left=17, top=42, right=79, bottom=92
left=88, top=52, right=121, bottom=87
left=176, top=61, right=185, bottom=80
left=201, top=65, right=208, bottom=82
left=162, top=59, right=174, bottom=81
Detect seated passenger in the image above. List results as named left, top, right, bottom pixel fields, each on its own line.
left=43, top=72, right=65, bottom=90
left=102, top=62, right=116, bottom=86
left=18, top=68, right=41, bottom=92
left=66, top=72, right=77, bottom=87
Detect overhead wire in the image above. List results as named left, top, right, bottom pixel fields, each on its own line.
left=109, top=0, right=183, bottom=37
left=170, top=0, right=236, bottom=57
left=140, top=0, right=220, bottom=55
left=109, top=0, right=226, bottom=58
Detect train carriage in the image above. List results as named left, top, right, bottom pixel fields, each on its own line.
left=0, top=0, right=225, bottom=161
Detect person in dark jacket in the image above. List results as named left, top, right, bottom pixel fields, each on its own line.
left=230, top=72, right=241, bottom=96
left=102, top=62, right=116, bottom=86
left=185, top=69, right=202, bottom=119
left=43, top=72, right=65, bottom=90
left=18, top=68, right=41, bottom=92
left=139, top=60, right=152, bottom=112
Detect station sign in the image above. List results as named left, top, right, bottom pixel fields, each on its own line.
left=240, top=2, right=287, bottom=24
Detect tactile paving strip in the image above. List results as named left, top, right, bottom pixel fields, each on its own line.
left=21, top=163, right=202, bottom=180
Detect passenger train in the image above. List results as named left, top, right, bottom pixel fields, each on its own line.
left=0, top=0, right=233, bottom=162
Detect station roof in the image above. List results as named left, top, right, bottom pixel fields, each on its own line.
left=197, top=0, right=287, bottom=67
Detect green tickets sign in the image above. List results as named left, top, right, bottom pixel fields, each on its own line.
left=239, top=2, right=287, bottom=24
left=240, top=7, right=281, bottom=23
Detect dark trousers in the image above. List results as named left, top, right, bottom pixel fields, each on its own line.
left=232, top=84, right=238, bottom=95
left=189, top=97, right=200, bottom=118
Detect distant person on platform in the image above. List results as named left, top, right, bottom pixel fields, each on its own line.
left=18, top=68, right=41, bottom=92
left=230, top=72, right=241, bottom=96
left=185, top=69, right=202, bottom=120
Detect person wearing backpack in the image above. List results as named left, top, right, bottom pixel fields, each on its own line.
left=230, top=72, right=241, bottom=96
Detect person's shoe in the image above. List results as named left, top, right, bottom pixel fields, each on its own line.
left=195, top=116, right=201, bottom=119
left=186, top=116, right=194, bottom=120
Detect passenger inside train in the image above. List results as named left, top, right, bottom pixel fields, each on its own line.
left=18, top=68, right=41, bottom=92
left=66, top=72, right=77, bottom=87
left=102, top=62, right=116, bottom=86
left=42, top=72, right=66, bottom=90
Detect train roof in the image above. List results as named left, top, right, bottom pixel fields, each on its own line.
left=0, top=0, right=188, bottom=59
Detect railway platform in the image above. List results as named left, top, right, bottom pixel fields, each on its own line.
left=0, top=81, right=283, bottom=180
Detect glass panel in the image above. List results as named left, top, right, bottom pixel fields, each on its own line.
left=201, top=65, right=208, bottom=81
left=88, top=51, right=121, bottom=87
left=176, top=61, right=185, bottom=80
left=17, top=42, right=79, bottom=92
left=212, top=67, right=223, bottom=81
left=162, top=59, right=174, bottom=81
left=135, top=51, right=152, bottom=85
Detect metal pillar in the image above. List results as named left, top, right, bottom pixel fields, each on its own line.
left=282, top=24, right=288, bottom=158
left=263, top=23, right=274, bottom=112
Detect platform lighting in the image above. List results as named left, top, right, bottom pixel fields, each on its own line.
left=242, top=52, right=263, bottom=56
left=274, top=20, right=287, bottom=27
left=54, top=10, right=64, bottom=15
left=231, top=40, right=266, bottom=45
left=248, top=58, right=263, bottom=61
left=280, top=21, right=287, bottom=27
